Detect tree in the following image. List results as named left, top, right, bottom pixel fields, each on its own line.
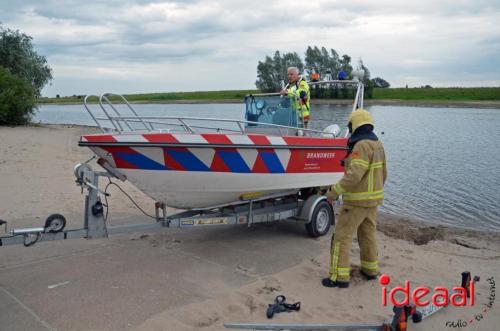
left=255, top=50, right=304, bottom=92
left=357, top=59, right=374, bottom=98
left=372, top=77, right=390, bottom=88
left=305, top=46, right=321, bottom=70
left=282, top=52, right=304, bottom=73
left=304, top=46, right=341, bottom=76
left=0, top=67, right=36, bottom=125
left=0, top=25, right=52, bottom=98
left=339, top=55, right=353, bottom=77
left=357, top=59, right=370, bottom=81
left=327, top=48, right=341, bottom=74
left=255, top=46, right=383, bottom=99
left=256, top=56, right=280, bottom=92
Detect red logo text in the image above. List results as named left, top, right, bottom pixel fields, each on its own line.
left=380, top=274, right=475, bottom=307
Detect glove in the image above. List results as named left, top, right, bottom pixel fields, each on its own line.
left=326, top=189, right=339, bottom=201
left=299, top=90, right=307, bottom=100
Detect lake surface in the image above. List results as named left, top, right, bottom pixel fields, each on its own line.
left=34, top=103, right=500, bottom=231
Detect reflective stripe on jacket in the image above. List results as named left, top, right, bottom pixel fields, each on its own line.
left=286, top=78, right=310, bottom=120
left=332, top=139, right=387, bottom=207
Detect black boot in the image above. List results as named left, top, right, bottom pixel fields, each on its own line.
left=322, top=278, right=349, bottom=288
left=360, top=270, right=377, bottom=281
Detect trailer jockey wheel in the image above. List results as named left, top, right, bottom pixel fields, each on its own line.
left=306, top=200, right=333, bottom=237
left=44, top=214, right=66, bottom=233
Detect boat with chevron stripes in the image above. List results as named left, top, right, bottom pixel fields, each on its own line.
left=80, top=83, right=364, bottom=209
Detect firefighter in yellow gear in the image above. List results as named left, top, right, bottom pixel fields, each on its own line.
left=280, top=67, right=311, bottom=128
left=322, top=108, right=387, bottom=288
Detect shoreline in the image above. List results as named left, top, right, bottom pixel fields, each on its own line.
left=7, top=124, right=500, bottom=238
left=37, top=99, right=500, bottom=109
left=376, top=211, right=500, bottom=246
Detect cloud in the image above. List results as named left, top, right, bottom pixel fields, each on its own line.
left=1, top=0, right=499, bottom=96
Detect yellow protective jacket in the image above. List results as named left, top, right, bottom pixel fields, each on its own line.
left=286, top=78, right=310, bottom=120
left=331, top=139, right=387, bottom=207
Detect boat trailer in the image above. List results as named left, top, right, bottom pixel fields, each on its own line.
left=0, top=162, right=334, bottom=247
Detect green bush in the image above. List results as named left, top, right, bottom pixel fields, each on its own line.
left=0, top=26, right=52, bottom=98
left=0, top=66, right=36, bottom=125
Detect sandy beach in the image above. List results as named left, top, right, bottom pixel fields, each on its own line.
left=1, top=124, right=499, bottom=331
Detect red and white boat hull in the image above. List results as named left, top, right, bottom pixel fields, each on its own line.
left=80, top=132, right=348, bottom=209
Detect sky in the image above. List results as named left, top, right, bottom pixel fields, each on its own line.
left=1, top=0, right=499, bottom=97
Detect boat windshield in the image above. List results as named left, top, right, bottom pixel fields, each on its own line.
left=244, top=94, right=303, bottom=129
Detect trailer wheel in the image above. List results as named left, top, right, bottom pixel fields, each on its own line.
left=305, top=201, right=333, bottom=237
left=44, top=214, right=66, bottom=233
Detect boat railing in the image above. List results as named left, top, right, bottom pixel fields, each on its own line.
left=245, top=92, right=282, bottom=97
left=100, top=93, right=153, bottom=131
left=105, top=115, right=337, bottom=137
left=83, top=81, right=364, bottom=138
left=83, top=94, right=343, bottom=137
left=308, top=79, right=361, bottom=86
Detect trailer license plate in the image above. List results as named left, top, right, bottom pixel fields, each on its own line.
left=181, top=218, right=229, bottom=226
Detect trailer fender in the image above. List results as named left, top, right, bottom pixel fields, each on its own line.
left=299, top=195, right=332, bottom=224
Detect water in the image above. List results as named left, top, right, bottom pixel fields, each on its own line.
left=33, top=103, right=500, bottom=231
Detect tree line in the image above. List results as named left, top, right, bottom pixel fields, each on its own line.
left=255, top=46, right=390, bottom=98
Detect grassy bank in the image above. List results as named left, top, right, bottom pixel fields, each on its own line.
left=372, top=87, right=500, bottom=101
left=39, top=87, right=500, bottom=104
left=39, top=90, right=259, bottom=104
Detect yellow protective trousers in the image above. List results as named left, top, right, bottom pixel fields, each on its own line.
left=329, top=204, right=378, bottom=282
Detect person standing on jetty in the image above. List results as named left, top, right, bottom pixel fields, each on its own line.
left=323, top=109, right=387, bottom=288
left=280, top=67, right=311, bottom=128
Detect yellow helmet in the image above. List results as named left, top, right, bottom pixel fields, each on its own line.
left=348, top=108, right=374, bottom=133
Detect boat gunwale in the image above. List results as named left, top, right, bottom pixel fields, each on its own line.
left=78, top=141, right=349, bottom=150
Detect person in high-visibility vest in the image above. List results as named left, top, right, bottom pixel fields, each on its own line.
left=323, top=108, right=387, bottom=288
left=280, top=67, right=311, bottom=128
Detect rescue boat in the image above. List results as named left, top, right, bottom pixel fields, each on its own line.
left=79, top=81, right=363, bottom=209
